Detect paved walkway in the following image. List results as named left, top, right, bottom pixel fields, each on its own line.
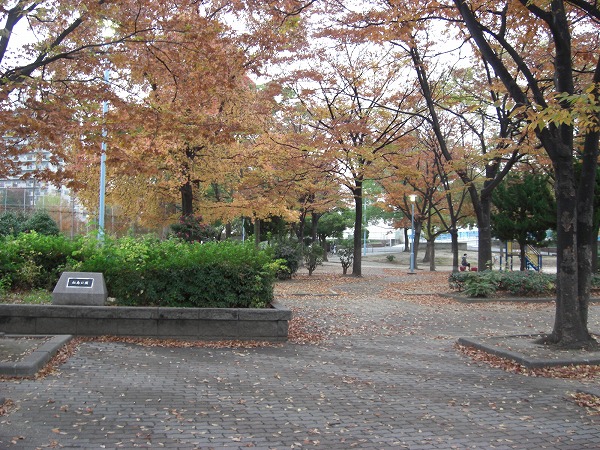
left=1, top=258, right=599, bottom=449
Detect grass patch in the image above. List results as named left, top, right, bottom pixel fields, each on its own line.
left=0, top=289, right=52, bottom=304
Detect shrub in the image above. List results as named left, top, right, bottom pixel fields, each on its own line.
left=23, top=211, right=60, bottom=235
left=498, top=271, right=554, bottom=296
left=0, top=212, right=26, bottom=236
left=591, top=273, right=600, bottom=289
left=463, top=271, right=498, bottom=298
left=337, top=240, right=354, bottom=275
left=271, top=238, right=301, bottom=279
left=303, top=243, right=324, bottom=276
left=71, top=237, right=279, bottom=308
left=0, top=232, right=81, bottom=290
left=448, top=271, right=471, bottom=292
left=449, top=269, right=555, bottom=298
left=170, top=215, right=218, bottom=242
left=386, top=255, right=395, bottom=262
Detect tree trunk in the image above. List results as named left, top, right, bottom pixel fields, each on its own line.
left=413, top=220, right=422, bottom=270
left=352, top=186, right=363, bottom=277
left=478, top=191, right=493, bottom=270
left=254, top=219, right=260, bottom=248
left=310, top=212, right=319, bottom=243
left=422, top=240, right=431, bottom=263
left=592, top=227, right=599, bottom=274
left=403, top=228, right=410, bottom=252
left=427, top=239, right=436, bottom=271
left=576, top=125, right=599, bottom=334
left=546, top=157, right=594, bottom=347
left=450, top=228, right=460, bottom=272
left=180, top=181, right=194, bottom=217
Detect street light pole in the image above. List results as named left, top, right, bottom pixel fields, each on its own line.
left=409, top=194, right=417, bottom=273
left=98, top=69, right=110, bottom=242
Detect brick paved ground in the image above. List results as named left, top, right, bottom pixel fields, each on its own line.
left=1, top=257, right=599, bottom=449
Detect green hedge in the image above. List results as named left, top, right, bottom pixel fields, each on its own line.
left=0, top=232, right=81, bottom=291
left=0, top=234, right=282, bottom=308
left=71, top=237, right=281, bottom=308
left=448, top=270, right=556, bottom=298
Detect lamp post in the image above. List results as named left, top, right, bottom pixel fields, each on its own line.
left=409, top=194, right=417, bottom=273
left=98, top=69, right=110, bottom=242
left=363, top=196, right=367, bottom=256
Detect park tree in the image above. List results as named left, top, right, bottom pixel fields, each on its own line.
left=453, top=0, right=600, bottom=348
left=286, top=43, right=418, bottom=276
left=313, top=0, right=537, bottom=272
left=491, top=173, right=557, bottom=270
left=315, top=208, right=355, bottom=250
left=0, top=0, right=155, bottom=178
left=0, top=1, right=312, bottom=234
left=382, top=118, right=474, bottom=271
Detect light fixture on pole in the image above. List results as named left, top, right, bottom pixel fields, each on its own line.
left=409, top=194, right=417, bottom=274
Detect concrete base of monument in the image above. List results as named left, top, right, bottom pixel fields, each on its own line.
left=0, top=302, right=291, bottom=342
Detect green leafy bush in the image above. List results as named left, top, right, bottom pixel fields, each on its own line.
left=71, top=237, right=280, bottom=308
left=23, top=211, right=60, bottom=235
left=0, top=212, right=26, bottom=236
left=448, top=271, right=471, bottom=292
left=463, top=271, right=499, bottom=298
left=337, top=240, right=354, bottom=275
left=302, top=243, right=324, bottom=276
left=498, top=271, right=555, bottom=296
left=591, top=274, right=600, bottom=289
left=0, top=232, right=81, bottom=290
left=271, top=238, right=301, bottom=279
left=0, top=211, right=60, bottom=237
left=449, top=269, right=555, bottom=298
left=170, top=215, right=218, bottom=242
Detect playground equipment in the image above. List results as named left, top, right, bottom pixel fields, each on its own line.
left=499, top=241, right=543, bottom=271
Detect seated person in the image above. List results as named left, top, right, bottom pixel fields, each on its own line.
left=461, top=253, right=471, bottom=269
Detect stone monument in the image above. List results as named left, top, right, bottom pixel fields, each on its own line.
left=52, top=272, right=108, bottom=306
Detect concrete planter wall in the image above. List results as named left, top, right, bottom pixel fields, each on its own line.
left=0, top=303, right=291, bottom=342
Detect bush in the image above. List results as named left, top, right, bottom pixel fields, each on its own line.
left=449, top=269, right=555, bottom=298
left=23, top=211, right=60, bottom=235
left=71, top=237, right=280, bottom=308
left=498, top=271, right=555, bottom=296
left=448, top=271, right=471, bottom=292
left=170, top=215, right=218, bottom=242
left=0, top=212, right=26, bottom=236
left=463, top=271, right=499, bottom=298
left=271, top=238, right=301, bottom=279
left=0, top=232, right=81, bottom=290
left=337, top=240, right=354, bottom=275
left=303, top=243, right=324, bottom=276
left=591, top=273, right=600, bottom=289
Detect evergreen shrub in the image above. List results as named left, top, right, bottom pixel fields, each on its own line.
left=498, top=271, right=554, bottom=296
left=72, top=237, right=282, bottom=308
left=0, top=232, right=81, bottom=290
left=302, top=243, right=324, bottom=276
left=463, top=271, right=499, bottom=298
left=449, top=270, right=555, bottom=298
left=271, top=238, right=301, bottom=279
